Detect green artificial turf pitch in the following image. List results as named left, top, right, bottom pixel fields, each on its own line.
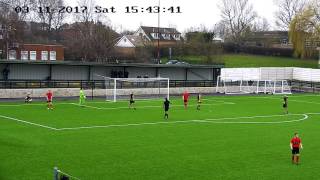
left=0, top=94, right=320, bottom=180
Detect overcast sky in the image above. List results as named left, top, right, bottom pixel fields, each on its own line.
left=66, top=0, right=278, bottom=32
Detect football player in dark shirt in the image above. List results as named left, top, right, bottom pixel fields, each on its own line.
left=283, top=95, right=288, bottom=114
left=197, top=93, right=202, bottom=110
left=163, top=97, right=170, bottom=119
left=129, top=93, right=136, bottom=110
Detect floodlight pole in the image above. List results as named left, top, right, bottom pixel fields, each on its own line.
left=157, top=0, right=160, bottom=64
left=4, top=26, right=9, bottom=60
left=317, top=47, right=320, bottom=68
left=6, top=38, right=8, bottom=60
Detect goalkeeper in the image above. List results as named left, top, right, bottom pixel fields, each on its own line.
left=79, top=89, right=86, bottom=106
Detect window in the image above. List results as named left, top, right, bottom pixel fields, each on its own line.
left=30, top=51, right=36, bottom=60
left=21, top=51, right=28, bottom=60
left=281, top=39, right=288, bottom=46
left=41, top=51, right=48, bottom=60
left=50, top=51, right=56, bottom=61
left=152, top=33, right=159, bottom=39
left=9, top=50, right=16, bottom=60
left=162, top=33, right=170, bottom=40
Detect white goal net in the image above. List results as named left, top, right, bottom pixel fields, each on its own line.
left=256, top=80, right=292, bottom=94
left=216, top=77, right=291, bottom=94
left=100, top=76, right=170, bottom=102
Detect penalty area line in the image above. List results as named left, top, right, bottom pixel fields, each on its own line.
left=0, top=115, right=59, bottom=131
left=1, top=112, right=316, bottom=132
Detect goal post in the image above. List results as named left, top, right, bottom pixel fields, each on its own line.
left=96, top=74, right=170, bottom=102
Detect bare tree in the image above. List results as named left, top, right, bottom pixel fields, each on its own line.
left=0, top=0, right=32, bottom=58
left=213, top=21, right=228, bottom=40
left=32, top=0, right=65, bottom=31
left=274, top=0, right=308, bottom=30
left=75, top=0, right=96, bottom=23
left=252, top=17, right=270, bottom=32
left=218, top=0, right=257, bottom=44
left=62, top=0, right=118, bottom=62
left=0, top=0, right=31, bottom=21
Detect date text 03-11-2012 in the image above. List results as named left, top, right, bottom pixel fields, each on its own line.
left=14, top=6, right=182, bottom=14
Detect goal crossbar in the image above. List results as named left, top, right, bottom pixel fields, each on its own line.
left=95, top=74, right=170, bottom=102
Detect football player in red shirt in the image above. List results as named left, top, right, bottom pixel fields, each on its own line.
left=182, top=91, right=189, bottom=109
left=290, top=132, right=303, bottom=165
left=46, top=90, right=53, bottom=110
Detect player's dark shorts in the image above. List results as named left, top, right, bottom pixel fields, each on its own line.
left=184, top=100, right=188, bottom=103
left=292, top=148, right=300, bottom=155
left=47, top=100, right=52, bottom=103
left=164, top=107, right=169, bottom=111
left=130, top=100, right=135, bottom=104
left=283, top=103, right=287, bottom=108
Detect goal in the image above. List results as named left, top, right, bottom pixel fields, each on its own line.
left=256, top=80, right=291, bottom=94
left=216, top=76, right=292, bottom=94
left=101, top=76, right=170, bottom=102
left=216, top=76, right=258, bottom=94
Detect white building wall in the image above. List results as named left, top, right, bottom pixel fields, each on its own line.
left=133, top=27, right=151, bottom=41
left=293, top=68, right=320, bottom=82
left=260, top=67, right=293, bottom=80
left=115, top=36, right=135, bottom=47
left=220, top=68, right=260, bottom=81
left=221, top=67, right=294, bottom=81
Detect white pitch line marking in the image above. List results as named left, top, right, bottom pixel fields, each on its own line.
left=69, top=102, right=233, bottom=110
left=194, top=114, right=309, bottom=124
left=58, top=113, right=310, bottom=131
left=0, top=115, right=58, bottom=130
left=1, top=111, right=318, bottom=131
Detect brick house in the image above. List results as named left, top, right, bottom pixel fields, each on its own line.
left=8, top=44, right=64, bottom=61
